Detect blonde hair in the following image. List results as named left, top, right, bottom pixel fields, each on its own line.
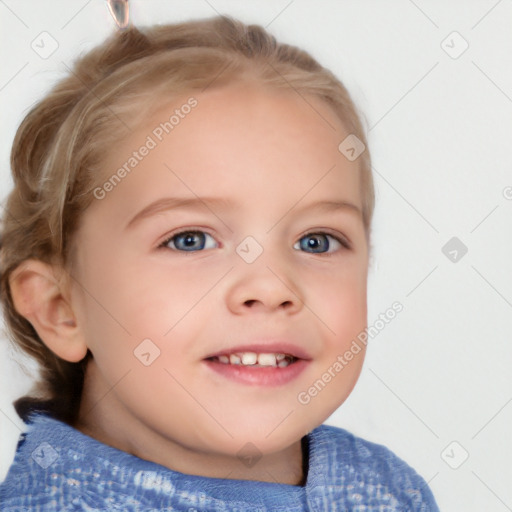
left=0, top=16, right=374, bottom=423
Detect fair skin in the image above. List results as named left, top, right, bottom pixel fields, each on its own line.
left=10, top=81, right=368, bottom=486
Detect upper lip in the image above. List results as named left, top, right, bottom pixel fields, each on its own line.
left=204, top=341, right=312, bottom=360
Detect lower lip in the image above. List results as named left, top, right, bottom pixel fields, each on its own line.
left=203, top=359, right=310, bottom=386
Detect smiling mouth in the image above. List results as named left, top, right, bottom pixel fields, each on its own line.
left=206, top=352, right=298, bottom=368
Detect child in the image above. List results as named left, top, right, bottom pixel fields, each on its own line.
left=0, top=15, right=439, bottom=511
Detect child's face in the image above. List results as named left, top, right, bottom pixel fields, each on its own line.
left=69, top=82, right=368, bottom=474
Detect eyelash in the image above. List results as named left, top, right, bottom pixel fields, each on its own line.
left=158, top=229, right=351, bottom=253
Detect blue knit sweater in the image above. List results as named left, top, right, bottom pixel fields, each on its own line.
left=0, top=414, right=439, bottom=511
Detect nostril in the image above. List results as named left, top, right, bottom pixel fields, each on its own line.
left=243, top=299, right=295, bottom=309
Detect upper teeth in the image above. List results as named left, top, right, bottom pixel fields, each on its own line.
left=215, top=352, right=293, bottom=367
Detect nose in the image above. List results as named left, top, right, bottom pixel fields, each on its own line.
left=225, top=263, right=303, bottom=316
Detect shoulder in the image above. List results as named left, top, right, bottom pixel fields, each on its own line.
left=0, top=414, right=72, bottom=508
left=308, top=424, right=439, bottom=512
left=0, top=413, right=136, bottom=510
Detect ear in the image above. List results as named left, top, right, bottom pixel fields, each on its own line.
left=9, top=259, right=88, bottom=363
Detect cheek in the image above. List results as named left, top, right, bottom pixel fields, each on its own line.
left=129, top=256, right=229, bottom=332
left=70, top=251, right=147, bottom=361
left=305, top=259, right=368, bottom=339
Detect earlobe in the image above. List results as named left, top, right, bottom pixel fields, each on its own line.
left=9, top=259, right=88, bottom=363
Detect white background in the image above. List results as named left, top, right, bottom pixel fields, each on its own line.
left=1, top=1, right=512, bottom=510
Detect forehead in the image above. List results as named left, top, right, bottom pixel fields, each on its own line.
left=93, top=82, right=362, bottom=222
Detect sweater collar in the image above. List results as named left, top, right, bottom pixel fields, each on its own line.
left=20, top=413, right=334, bottom=508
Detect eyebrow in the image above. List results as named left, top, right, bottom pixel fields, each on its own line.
left=126, top=196, right=235, bottom=229
left=294, top=200, right=361, bottom=216
left=125, top=196, right=362, bottom=230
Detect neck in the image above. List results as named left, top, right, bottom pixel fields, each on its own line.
left=73, top=359, right=307, bottom=486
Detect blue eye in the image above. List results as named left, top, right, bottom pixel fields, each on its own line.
left=163, top=231, right=217, bottom=251
left=293, top=233, right=344, bottom=253
left=161, top=230, right=346, bottom=253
